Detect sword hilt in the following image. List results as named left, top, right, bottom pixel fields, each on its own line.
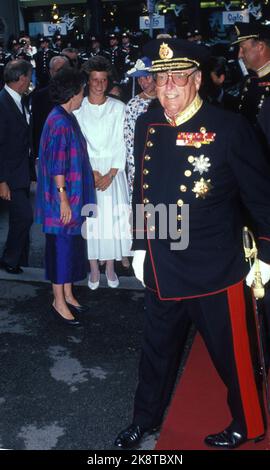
left=242, top=226, right=265, bottom=299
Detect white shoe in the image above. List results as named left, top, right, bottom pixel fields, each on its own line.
left=88, top=274, right=100, bottom=290
left=105, top=271, right=119, bottom=288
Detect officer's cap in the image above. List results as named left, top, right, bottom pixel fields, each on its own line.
left=19, top=38, right=27, bottom=46
left=143, top=38, right=209, bottom=72
left=232, top=22, right=270, bottom=45
left=109, top=33, right=118, bottom=40
left=90, top=35, right=101, bottom=43
left=39, top=36, right=49, bottom=43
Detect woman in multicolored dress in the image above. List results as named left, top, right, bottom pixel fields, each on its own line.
left=35, top=67, right=95, bottom=327
left=124, top=57, right=156, bottom=202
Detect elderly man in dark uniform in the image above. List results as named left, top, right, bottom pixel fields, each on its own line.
left=233, top=22, right=270, bottom=127
left=114, top=38, right=270, bottom=449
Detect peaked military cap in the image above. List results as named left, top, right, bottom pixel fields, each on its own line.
left=232, top=22, right=270, bottom=45
left=90, top=35, right=101, bottom=42
left=186, top=29, right=201, bottom=39
left=39, top=36, right=49, bottom=43
left=143, top=38, right=209, bottom=72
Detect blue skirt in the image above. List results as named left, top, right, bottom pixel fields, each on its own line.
left=45, top=234, right=88, bottom=284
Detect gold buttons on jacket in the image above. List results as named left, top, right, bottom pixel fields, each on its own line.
left=149, top=225, right=155, bottom=232
left=143, top=183, right=149, bottom=189
left=145, top=212, right=151, bottom=219
left=149, top=127, right=155, bottom=134
left=180, top=185, right=187, bottom=192
left=184, top=170, right=192, bottom=177
left=188, top=155, right=195, bottom=163
left=147, top=141, right=153, bottom=147
left=177, top=199, right=184, bottom=207
left=177, top=228, right=182, bottom=233
left=177, top=215, right=182, bottom=221
left=143, top=169, right=149, bottom=175
left=144, top=155, right=151, bottom=161
left=143, top=198, right=149, bottom=204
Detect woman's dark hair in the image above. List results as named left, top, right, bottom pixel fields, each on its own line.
left=82, top=55, right=115, bottom=96
left=49, top=67, right=86, bottom=104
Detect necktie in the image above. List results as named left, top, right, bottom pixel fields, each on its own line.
left=21, top=97, right=28, bottom=123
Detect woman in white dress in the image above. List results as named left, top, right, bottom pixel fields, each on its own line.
left=74, top=56, right=131, bottom=290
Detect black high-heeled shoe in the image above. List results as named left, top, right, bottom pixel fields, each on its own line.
left=50, top=305, right=81, bottom=327
left=66, top=302, right=89, bottom=314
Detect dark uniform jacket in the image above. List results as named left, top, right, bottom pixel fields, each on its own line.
left=34, top=48, right=56, bottom=88
left=258, top=96, right=270, bottom=149
left=0, top=89, right=31, bottom=189
left=108, top=46, right=126, bottom=81
left=132, top=98, right=270, bottom=300
left=238, top=63, right=270, bottom=127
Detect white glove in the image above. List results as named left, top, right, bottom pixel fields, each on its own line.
left=246, top=259, right=270, bottom=287
left=132, top=250, right=146, bottom=286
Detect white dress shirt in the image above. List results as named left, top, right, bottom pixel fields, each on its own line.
left=4, top=84, right=30, bottom=123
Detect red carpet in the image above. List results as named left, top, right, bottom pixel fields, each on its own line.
left=155, top=334, right=270, bottom=450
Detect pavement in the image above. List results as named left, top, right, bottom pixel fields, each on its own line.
left=0, top=191, right=162, bottom=451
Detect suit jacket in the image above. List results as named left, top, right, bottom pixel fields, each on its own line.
left=0, top=88, right=31, bottom=189
left=132, top=98, right=270, bottom=300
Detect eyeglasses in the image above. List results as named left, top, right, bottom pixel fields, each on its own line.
left=155, top=70, right=197, bottom=87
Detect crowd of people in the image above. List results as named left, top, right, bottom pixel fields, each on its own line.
left=1, top=21, right=270, bottom=450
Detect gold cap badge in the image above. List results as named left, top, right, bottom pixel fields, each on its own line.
left=159, top=42, right=173, bottom=60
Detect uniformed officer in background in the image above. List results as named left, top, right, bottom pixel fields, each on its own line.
left=114, top=38, right=270, bottom=449
left=232, top=22, right=270, bottom=127
left=107, top=33, right=126, bottom=83
left=34, top=37, right=56, bottom=88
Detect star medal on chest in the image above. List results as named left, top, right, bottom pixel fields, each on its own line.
left=192, top=154, right=210, bottom=175
left=192, top=178, right=213, bottom=199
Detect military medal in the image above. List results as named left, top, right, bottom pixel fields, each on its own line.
left=176, top=131, right=215, bottom=147
left=192, top=178, right=213, bottom=199
left=192, top=154, right=211, bottom=175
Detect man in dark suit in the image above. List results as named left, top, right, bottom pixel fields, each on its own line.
left=0, top=59, right=33, bottom=273
left=115, top=39, right=270, bottom=449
